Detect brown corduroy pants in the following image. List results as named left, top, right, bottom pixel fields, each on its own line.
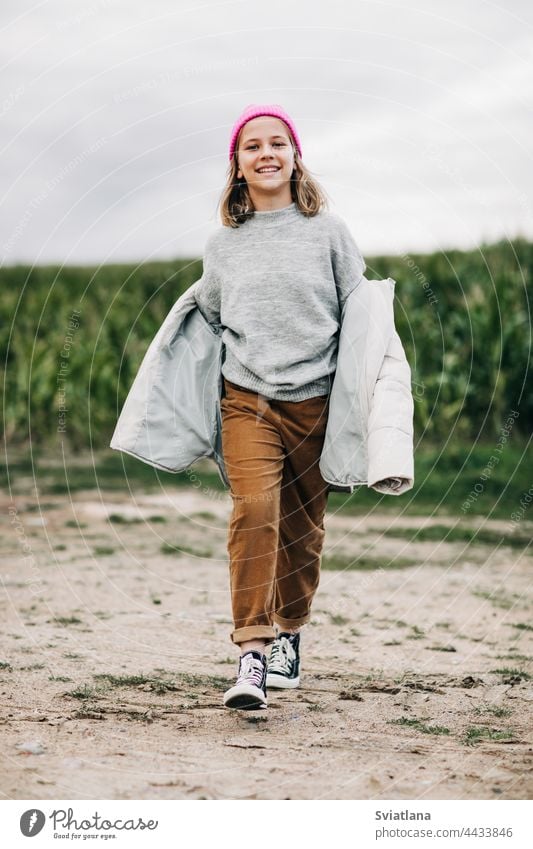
left=220, top=377, right=331, bottom=645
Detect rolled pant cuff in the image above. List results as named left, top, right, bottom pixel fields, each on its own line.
left=272, top=613, right=310, bottom=629
left=231, top=625, right=277, bottom=646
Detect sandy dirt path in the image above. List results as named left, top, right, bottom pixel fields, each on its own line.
left=1, top=488, right=532, bottom=800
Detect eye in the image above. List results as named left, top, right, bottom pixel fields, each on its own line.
left=246, top=142, right=286, bottom=149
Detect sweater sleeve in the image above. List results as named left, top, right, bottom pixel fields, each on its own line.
left=193, top=233, right=222, bottom=328
left=330, top=215, right=366, bottom=312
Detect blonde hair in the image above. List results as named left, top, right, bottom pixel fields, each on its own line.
left=218, top=125, right=330, bottom=227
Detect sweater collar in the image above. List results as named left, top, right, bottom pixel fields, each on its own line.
left=244, top=202, right=302, bottom=229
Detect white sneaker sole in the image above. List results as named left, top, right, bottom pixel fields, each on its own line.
left=266, top=673, right=300, bottom=689
left=223, top=683, right=267, bottom=710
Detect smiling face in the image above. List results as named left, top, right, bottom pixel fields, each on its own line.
left=236, top=115, right=295, bottom=208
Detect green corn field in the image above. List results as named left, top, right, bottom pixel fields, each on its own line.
left=1, top=238, right=531, bottom=452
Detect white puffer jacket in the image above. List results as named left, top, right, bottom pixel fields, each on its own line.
left=110, top=276, right=414, bottom=495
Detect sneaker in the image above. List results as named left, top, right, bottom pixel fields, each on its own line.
left=266, top=631, right=301, bottom=689
left=223, top=650, right=268, bottom=710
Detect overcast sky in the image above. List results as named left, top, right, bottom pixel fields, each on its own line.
left=1, top=0, right=532, bottom=266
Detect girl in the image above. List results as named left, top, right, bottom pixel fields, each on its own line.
left=192, top=103, right=369, bottom=710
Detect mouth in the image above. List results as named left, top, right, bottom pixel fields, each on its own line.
left=256, top=167, right=280, bottom=173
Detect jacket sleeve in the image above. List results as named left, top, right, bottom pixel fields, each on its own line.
left=330, top=215, right=366, bottom=313
left=194, top=233, right=222, bottom=328
left=367, top=328, right=415, bottom=495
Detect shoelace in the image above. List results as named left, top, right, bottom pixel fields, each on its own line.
left=236, top=654, right=264, bottom=688
left=268, top=636, right=295, bottom=674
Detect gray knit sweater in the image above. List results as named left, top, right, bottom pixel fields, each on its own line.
left=194, top=202, right=366, bottom=401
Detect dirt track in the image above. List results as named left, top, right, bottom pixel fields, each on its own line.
left=1, top=487, right=532, bottom=800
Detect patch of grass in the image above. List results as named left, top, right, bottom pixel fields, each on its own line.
left=93, top=673, right=178, bottom=694
left=0, top=661, right=12, bottom=670
left=8, top=440, right=530, bottom=520
left=107, top=513, right=142, bottom=524
left=49, top=675, right=72, bottom=682
left=389, top=717, right=450, bottom=735
left=204, top=673, right=232, bottom=688
left=65, top=684, right=102, bottom=700
left=191, top=511, right=216, bottom=521
left=363, top=668, right=386, bottom=682
left=495, top=653, right=532, bottom=662
left=307, top=703, right=325, bottom=712
left=472, top=590, right=524, bottom=610
left=406, top=625, right=425, bottom=640
left=490, top=667, right=531, bottom=681
left=54, top=544, right=67, bottom=551
left=509, top=623, right=533, bottom=632
left=160, top=542, right=213, bottom=558
left=474, top=705, right=512, bottom=718
left=371, top=524, right=531, bottom=549
left=321, top=553, right=417, bottom=571
left=329, top=613, right=349, bottom=626
left=383, top=639, right=402, bottom=646
left=19, top=663, right=45, bottom=670
left=107, top=513, right=166, bottom=525
left=93, top=546, right=115, bottom=556
left=425, top=644, right=457, bottom=652
left=241, top=714, right=268, bottom=725
left=176, top=671, right=229, bottom=689
left=349, top=627, right=362, bottom=637
left=63, top=652, right=83, bottom=659
left=51, top=616, right=83, bottom=626
left=91, top=669, right=229, bottom=694
left=65, top=520, right=87, bottom=528
left=463, top=726, right=516, bottom=746
left=27, top=451, right=213, bottom=496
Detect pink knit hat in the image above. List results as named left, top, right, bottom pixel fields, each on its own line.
left=228, top=103, right=302, bottom=161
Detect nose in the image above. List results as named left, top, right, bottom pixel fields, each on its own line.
left=259, top=148, right=278, bottom=163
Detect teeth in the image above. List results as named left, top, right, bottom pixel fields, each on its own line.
left=257, top=168, right=279, bottom=172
